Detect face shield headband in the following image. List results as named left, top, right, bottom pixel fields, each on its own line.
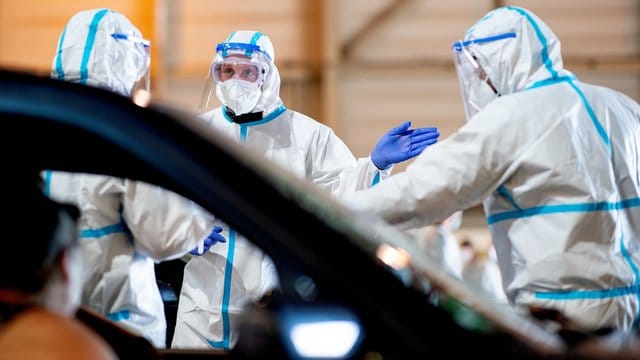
left=200, top=42, right=271, bottom=111
left=452, top=32, right=515, bottom=121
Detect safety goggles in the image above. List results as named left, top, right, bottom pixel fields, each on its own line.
left=211, top=57, right=264, bottom=84
left=211, top=42, right=269, bottom=84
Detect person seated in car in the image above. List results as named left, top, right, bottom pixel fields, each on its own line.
left=0, top=171, right=116, bottom=359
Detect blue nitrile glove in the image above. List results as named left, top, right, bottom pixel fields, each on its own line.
left=370, top=121, right=440, bottom=170
left=189, top=226, right=226, bottom=256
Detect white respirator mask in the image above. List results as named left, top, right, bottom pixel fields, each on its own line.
left=217, top=79, right=262, bottom=115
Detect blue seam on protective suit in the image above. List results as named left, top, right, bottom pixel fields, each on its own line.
left=240, top=125, right=248, bottom=142
left=43, top=170, right=52, bottom=197
left=535, top=237, right=640, bottom=306
left=42, top=171, right=130, bottom=240
left=527, top=75, right=576, bottom=90
left=620, top=234, right=640, bottom=328
left=207, top=228, right=236, bottom=350
left=567, top=80, right=611, bottom=152
left=534, top=234, right=640, bottom=303
left=215, top=104, right=286, bottom=349
left=506, top=6, right=558, bottom=79
left=222, top=31, right=237, bottom=58
left=80, top=223, right=127, bottom=238
left=80, top=9, right=109, bottom=85
left=495, top=185, right=522, bottom=210
left=222, top=109, right=233, bottom=123
left=216, top=104, right=287, bottom=349
left=246, top=31, right=264, bottom=57
left=249, top=32, right=263, bottom=45
left=259, top=105, right=287, bottom=123
left=107, top=310, right=130, bottom=321
left=238, top=105, right=287, bottom=142
left=80, top=206, right=130, bottom=239
left=620, top=234, right=640, bottom=287
left=465, top=8, right=605, bottom=158
left=507, top=5, right=608, bottom=150
left=486, top=197, right=640, bottom=225
left=535, top=285, right=639, bottom=300
left=225, top=31, right=236, bottom=42
left=372, top=172, right=381, bottom=186
left=54, top=28, right=68, bottom=80
left=207, top=340, right=225, bottom=348
left=528, top=76, right=610, bottom=152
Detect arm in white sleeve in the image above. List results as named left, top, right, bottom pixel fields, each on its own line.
left=308, top=127, right=391, bottom=199
left=122, top=180, right=215, bottom=261
left=358, top=156, right=393, bottom=187
left=343, top=111, right=522, bottom=230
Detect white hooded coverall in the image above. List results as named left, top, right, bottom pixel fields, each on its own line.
left=172, top=30, right=391, bottom=350
left=46, top=8, right=214, bottom=347
left=345, top=6, right=640, bottom=331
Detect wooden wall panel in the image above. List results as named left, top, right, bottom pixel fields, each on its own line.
left=168, top=0, right=319, bottom=76
left=0, top=0, right=153, bottom=75
left=579, top=71, right=640, bottom=102
left=0, top=0, right=637, bottom=146
left=341, top=68, right=464, bottom=159
left=340, top=0, right=493, bottom=63
left=506, top=0, right=639, bottom=59
left=157, top=0, right=322, bottom=116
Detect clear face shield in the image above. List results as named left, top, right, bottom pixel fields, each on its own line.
left=452, top=33, right=515, bottom=121
left=200, top=42, right=269, bottom=113
left=453, top=42, right=499, bottom=121
left=111, top=33, right=151, bottom=107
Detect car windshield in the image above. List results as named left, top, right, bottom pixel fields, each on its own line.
left=0, top=69, right=570, bottom=359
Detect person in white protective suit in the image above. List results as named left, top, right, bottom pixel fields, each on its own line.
left=460, top=241, right=508, bottom=304
left=344, top=6, right=640, bottom=332
left=406, top=211, right=464, bottom=279
left=172, top=30, right=440, bottom=350
left=45, top=8, right=225, bottom=348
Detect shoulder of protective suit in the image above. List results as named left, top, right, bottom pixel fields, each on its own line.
left=467, top=90, right=561, bottom=139
left=198, top=109, right=218, bottom=122
left=287, top=109, right=332, bottom=133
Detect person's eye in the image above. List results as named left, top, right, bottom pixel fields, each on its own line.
left=242, top=68, right=257, bottom=80
left=223, top=68, right=234, bottom=76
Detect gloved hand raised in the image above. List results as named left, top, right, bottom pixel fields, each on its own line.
left=371, top=121, right=439, bottom=170
left=189, top=226, right=226, bottom=256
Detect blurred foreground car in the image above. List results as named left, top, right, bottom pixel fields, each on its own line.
left=0, top=69, right=638, bottom=359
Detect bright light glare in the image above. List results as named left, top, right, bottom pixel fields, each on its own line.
left=132, top=89, right=151, bottom=107
left=290, top=321, right=360, bottom=358
left=376, top=243, right=411, bottom=269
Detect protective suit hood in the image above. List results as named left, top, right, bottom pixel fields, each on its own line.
left=51, top=8, right=150, bottom=97
left=203, top=30, right=283, bottom=116
left=464, top=6, right=572, bottom=97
